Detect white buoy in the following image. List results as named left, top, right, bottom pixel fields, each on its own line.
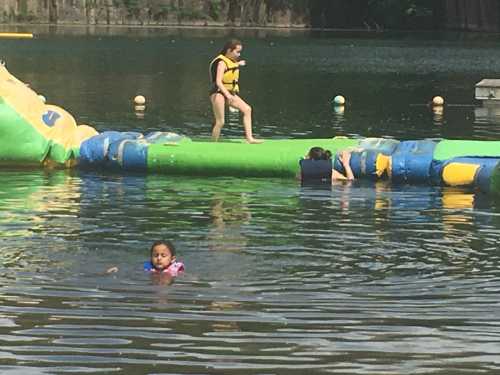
left=432, top=96, right=444, bottom=106
left=333, top=95, right=346, bottom=106
left=38, top=95, right=46, bottom=103
left=134, top=95, right=146, bottom=105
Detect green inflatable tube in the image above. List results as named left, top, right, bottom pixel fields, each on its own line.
left=491, top=162, right=500, bottom=196
left=148, top=138, right=358, bottom=177
left=434, top=140, right=500, bottom=161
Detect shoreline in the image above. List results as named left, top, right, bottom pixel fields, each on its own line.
left=0, top=22, right=490, bottom=35
left=0, top=22, right=382, bottom=34
left=2, top=22, right=494, bottom=37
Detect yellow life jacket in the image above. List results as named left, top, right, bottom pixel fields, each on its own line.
left=209, top=54, right=240, bottom=94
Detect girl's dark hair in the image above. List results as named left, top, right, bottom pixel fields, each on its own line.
left=308, top=147, right=332, bottom=161
left=220, top=39, right=242, bottom=55
left=150, top=240, right=176, bottom=256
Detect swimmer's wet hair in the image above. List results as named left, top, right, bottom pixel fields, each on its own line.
left=308, top=147, right=332, bottom=161
left=220, top=38, right=242, bottom=55
left=150, top=240, right=176, bottom=256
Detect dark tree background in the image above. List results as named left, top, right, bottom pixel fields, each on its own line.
left=309, top=0, right=498, bottom=31
left=310, top=0, right=444, bottom=30
left=3, top=0, right=500, bottom=31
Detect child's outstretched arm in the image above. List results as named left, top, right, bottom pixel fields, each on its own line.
left=332, top=169, right=347, bottom=180
left=339, top=151, right=355, bottom=180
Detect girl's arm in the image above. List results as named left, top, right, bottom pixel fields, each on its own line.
left=332, top=169, right=347, bottom=181
left=340, top=151, right=355, bottom=180
left=332, top=151, right=355, bottom=181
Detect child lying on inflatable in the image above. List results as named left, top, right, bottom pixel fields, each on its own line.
left=299, top=147, right=355, bottom=184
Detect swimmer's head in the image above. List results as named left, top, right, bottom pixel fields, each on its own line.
left=221, top=39, right=242, bottom=61
left=150, top=240, right=176, bottom=271
left=307, top=147, right=332, bottom=161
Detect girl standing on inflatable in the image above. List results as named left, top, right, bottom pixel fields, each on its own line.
left=209, top=39, right=262, bottom=144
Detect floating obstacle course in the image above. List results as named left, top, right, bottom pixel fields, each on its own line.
left=0, top=64, right=97, bottom=166
left=0, top=64, right=499, bottom=195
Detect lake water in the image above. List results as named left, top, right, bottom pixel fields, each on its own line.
left=1, top=26, right=500, bottom=374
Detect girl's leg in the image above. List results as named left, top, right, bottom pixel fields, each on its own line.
left=229, top=96, right=262, bottom=144
left=210, top=93, right=226, bottom=141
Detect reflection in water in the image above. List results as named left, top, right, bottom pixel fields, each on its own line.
left=208, top=193, right=251, bottom=252
left=0, top=170, right=83, bottom=272
left=474, top=104, right=500, bottom=124
left=150, top=272, right=174, bottom=286
left=225, top=106, right=241, bottom=138
left=209, top=301, right=242, bottom=332
left=440, top=188, right=478, bottom=258
left=134, top=104, right=146, bottom=119
left=472, top=104, right=500, bottom=140
left=0, top=171, right=500, bottom=373
left=330, top=104, right=346, bottom=134
left=432, top=105, right=444, bottom=125
left=333, top=104, right=345, bottom=116
left=442, top=187, right=474, bottom=210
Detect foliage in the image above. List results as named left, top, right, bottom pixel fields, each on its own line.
left=265, top=0, right=309, bottom=12
left=0, top=0, right=479, bottom=31
left=115, top=0, right=144, bottom=18
left=208, top=0, right=222, bottom=21
left=367, top=0, right=436, bottom=29
left=179, top=8, right=208, bottom=21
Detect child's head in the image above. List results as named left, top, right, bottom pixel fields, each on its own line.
left=307, top=147, right=332, bottom=161
left=150, top=240, right=176, bottom=271
left=220, top=39, right=243, bottom=60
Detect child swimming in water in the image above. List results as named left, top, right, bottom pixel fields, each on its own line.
left=143, top=240, right=184, bottom=276
left=106, top=240, right=184, bottom=277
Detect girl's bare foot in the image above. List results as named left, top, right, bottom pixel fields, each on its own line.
left=246, top=138, right=264, bottom=144
left=106, top=266, right=119, bottom=274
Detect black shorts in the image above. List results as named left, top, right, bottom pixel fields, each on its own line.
left=209, top=87, right=237, bottom=96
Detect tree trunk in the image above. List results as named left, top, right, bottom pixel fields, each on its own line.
left=444, top=0, right=498, bottom=31
left=432, top=0, right=446, bottom=30
left=49, top=0, right=57, bottom=23
left=227, top=0, right=240, bottom=25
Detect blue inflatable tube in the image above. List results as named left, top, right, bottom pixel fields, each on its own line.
left=391, top=140, right=437, bottom=183
left=431, top=157, right=500, bottom=189
left=120, top=140, right=148, bottom=171
left=334, top=138, right=400, bottom=179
